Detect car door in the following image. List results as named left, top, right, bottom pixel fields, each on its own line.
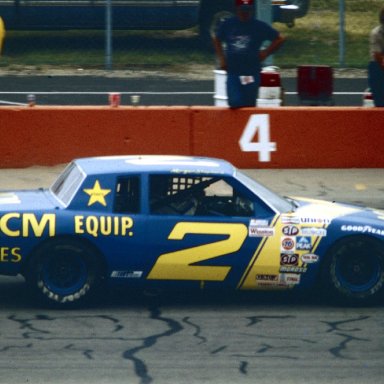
left=144, top=173, right=281, bottom=290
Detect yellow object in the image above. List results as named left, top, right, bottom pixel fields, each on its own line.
left=0, top=17, right=5, bottom=55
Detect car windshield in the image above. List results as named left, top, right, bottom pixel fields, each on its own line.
left=50, top=162, right=85, bottom=206
left=236, top=170, right=293, bottom=213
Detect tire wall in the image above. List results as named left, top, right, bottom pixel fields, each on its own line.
left=0, top=106, right=383, bottom=168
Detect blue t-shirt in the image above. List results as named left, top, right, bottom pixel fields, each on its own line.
left=216, top=17, right=279, bottom=75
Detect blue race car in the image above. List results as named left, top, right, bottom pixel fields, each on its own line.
left=0, top=155, right=383, bottom=306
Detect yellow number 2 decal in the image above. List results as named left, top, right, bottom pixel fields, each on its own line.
left=147, top=222, right=247, bottom=281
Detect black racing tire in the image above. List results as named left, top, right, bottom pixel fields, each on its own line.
left=26, top=238, right=104, bottom=307
left=322, top=236, right=384, bottom=305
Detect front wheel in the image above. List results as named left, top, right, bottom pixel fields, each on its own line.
left=323, top=236, right=384, bottom=305
left=26, top=239, right=103, bottom=307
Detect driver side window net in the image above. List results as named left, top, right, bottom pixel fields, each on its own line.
left=149, top=175, right=253, bottom=217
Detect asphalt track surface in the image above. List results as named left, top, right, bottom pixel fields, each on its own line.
left=0, top=166, right=383, bottom=384
left=0, top=72, right=368, bottom=106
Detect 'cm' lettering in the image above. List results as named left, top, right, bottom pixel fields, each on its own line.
left=0, top=213, right=56, bottom=237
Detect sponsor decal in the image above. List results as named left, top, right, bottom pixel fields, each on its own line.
left=280, top=273, right=301, bottom=285
left=281, top=237, right=296, bottom=252
left=280, top=266, right=307, bottom=273
left=0, top=213, right=56, bottom=237
left=341, top=225, right=384, bottom=237
left=256, top=274, right=279, bottom=282
left=281, top=215, right=300, bottom=225
left=250, top=219, right=269, bottom=227
left=249, top=226, right=275, bottom=237
left=0, top=247, right=21, bottom=263
left=248, top=219, right=274, bottom=237
left=301, top=254, right=319, bottom=264
left=111, top=270, right=143, bottom=279
left=282, top=225, right=300, bottom=236
left=300, top=217, right=332, bottom=225
left=0, top=213, right=135, bottom=239
left=280, top=253, right=299, bottom=266
left=83, top=180, right=111, bottom=207
left=74, top=215, right=134, bottom=238
left=296, top=236, right=312, bottom=251
left=301, top=227, right=327, bottom=237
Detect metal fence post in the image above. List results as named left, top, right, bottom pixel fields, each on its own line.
left=339, top=0, right=345, bottom=67
left=105, top=0, right=113, bottom=70
left=257, top=0, right=273, bottom=66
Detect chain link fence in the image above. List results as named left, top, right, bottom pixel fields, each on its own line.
left=0, top=0, right=382, bottom=69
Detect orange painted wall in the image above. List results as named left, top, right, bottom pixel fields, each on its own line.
left=0, top=106, right=383, bottom=168
left=0, top=107, right=191, bottom=168
left=191, top=107, right=384, bottom=168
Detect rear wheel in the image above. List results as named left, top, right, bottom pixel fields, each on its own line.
left=323, top=236, right=384, bottom=305
left=26, top=239, right=103, bottom=307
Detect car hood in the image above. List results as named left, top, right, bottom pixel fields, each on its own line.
left=0, top=189, right=58, bottom=212
left=292, top=196, right=384, bottom=225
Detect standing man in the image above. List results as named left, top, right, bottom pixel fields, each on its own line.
left=213, top=0, right=285, bottom=108
left=368, top=6, right=384, bottom=107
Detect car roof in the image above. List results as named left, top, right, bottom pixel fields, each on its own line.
left=73, top=155, right=236, bottom=176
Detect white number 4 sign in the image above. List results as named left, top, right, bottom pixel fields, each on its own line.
left=239, top=114, right=277, bottom=162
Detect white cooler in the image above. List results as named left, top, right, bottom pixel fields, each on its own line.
left=257, top=66, right=282, bottom=107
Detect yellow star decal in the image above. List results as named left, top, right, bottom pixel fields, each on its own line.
left=83, top=180, right=111, bottom=207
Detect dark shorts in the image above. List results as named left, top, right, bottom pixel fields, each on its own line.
left=368, top=61, right=384, bottom=107
left=226, top=73, right=260, bottom=108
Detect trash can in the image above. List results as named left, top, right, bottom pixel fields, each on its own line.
left=297, top=65, right=334, bottom=106
left=213, top=69, right=228, bottom=107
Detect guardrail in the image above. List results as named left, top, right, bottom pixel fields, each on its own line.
left=0, top=106, right=382, bottom=168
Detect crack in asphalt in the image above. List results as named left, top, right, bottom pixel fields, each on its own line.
left=322, top=316, right=371, bottom=359
left=64, top=343, right=94, bottom=360
left=183, top=316, right=207, bottom=345
left=211, top=345, right=227, bottom=354
left=122, top=306, right=183, bottom=384
left=239, top=361, right=248, bottom=375
left=0, top=343, right=33, bottom=352
left=1, top=311, right=377, bottom=380
left=246, top=315, right=295, bottom=327
left=328, top=332, right=370, bottom=360
left=322, top=315, right=370, bottom=333
left=8, top=314, right=52, bottom=339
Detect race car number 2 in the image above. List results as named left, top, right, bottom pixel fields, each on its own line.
left=147, top=222, right=248, bottom=281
